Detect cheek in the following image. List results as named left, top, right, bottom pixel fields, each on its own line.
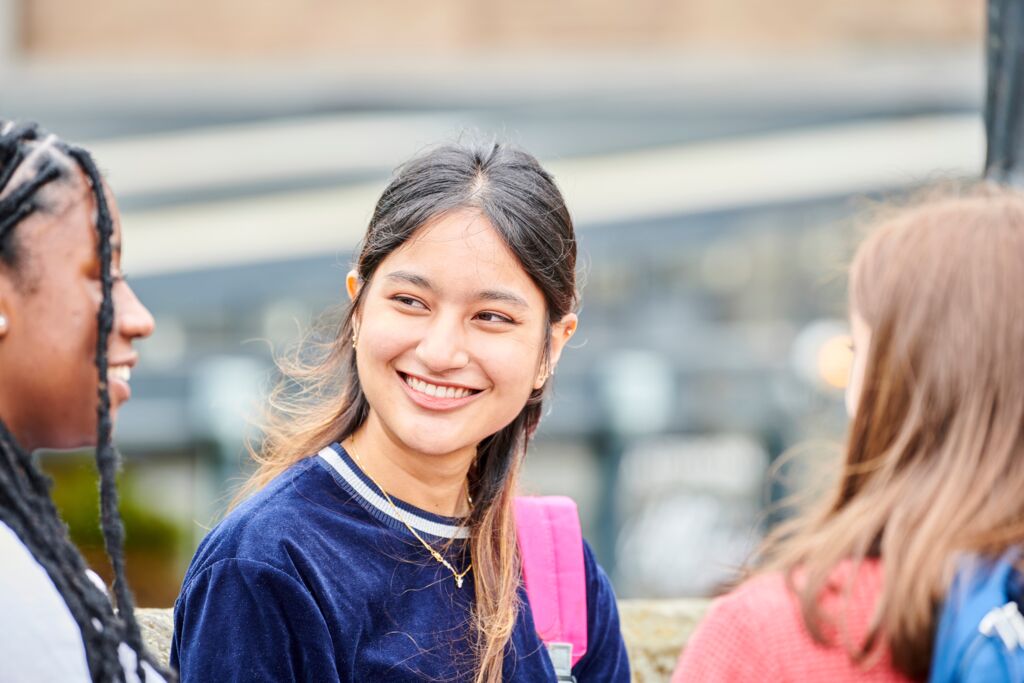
left=21, top=282, right=96, bottom=356
left=361, top=313, right=415, bottom=359
left=845, top=350, right=867, bottom=417
left=34, top=299, right=101, bottom=437
left=478, top=338, right=542, bottom=397
left=7, top=294, right=100, bottom=447
left=47, top=296, right=100, bottom=388
left=355, top=315, right=416, bottom=390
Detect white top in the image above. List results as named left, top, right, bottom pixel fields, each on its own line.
left=0, top=521, right=165, bottom=682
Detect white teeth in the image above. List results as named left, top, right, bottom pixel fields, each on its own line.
left=108, top=365, right=131, bottom=383
left=403, top=375, right=473, bottom=400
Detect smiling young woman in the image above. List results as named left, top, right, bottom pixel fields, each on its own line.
left=171, top=142, right=630, bottom=682
left=0, top=121, right=168, bottom=682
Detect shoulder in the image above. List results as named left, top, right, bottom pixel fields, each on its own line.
left=672, top=572, right=794, bottom=681
left=181, top=456, right=342, bottom=589
left=695, top=570, right=799, bottom=644
left=0, top=521, right=91, bottom=681
left=574, top=539, right=631, bottom=681
left=174, top=456, right=362, bottom=651
left=0, top=523, right=169, bottom=683
left=581, top=539, right=615, bottom=606
left=172, top=556, right=336, bottom=679
left=580, top=538, right=617, bottom=623
left=718, top=569, right=799, bottom=617
left=673, top=561, right=894, bottom=682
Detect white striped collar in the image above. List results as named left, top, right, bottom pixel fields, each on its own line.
left=317, top=445, right=471, bottom=540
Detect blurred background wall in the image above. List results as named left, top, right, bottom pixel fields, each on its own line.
left=20, top=1, right=980, bottom=57
left=0, top=0, right=986, bottom=606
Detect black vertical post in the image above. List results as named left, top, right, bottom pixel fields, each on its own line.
left=984, top=0, right=1024, bottom=185
left=589, top=426, right=623, bottom=580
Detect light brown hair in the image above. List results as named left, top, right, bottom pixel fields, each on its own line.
left=756, top=184, right=1024, bottom=678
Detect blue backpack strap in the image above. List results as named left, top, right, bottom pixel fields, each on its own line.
left=930, top=550, right=1024, bottom=682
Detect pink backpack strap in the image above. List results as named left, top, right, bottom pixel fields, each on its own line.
left=514, top=495, right=588, bottom=680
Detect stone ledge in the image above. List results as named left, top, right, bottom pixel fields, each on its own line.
left=619, top=600, right=709, bottom=682
left=136, top=608, right=174, bottom=669
left=138, top=599, right=709, bottom=682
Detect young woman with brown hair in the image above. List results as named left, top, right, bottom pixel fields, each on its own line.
left=674, top=187, right=1024, bottom=681
left=171, top=142, right=630, bottom=682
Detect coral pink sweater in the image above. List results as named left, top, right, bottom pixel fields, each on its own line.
left=672, top=559, right=914, bottom=682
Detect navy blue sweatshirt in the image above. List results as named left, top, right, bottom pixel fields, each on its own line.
left=171, top=443, right=630, bottom=681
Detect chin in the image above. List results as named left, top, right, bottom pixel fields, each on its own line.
left=403, top=436, right=473, bottom=457
left=41, top=434, right=98, bottom=453
left=390, top=422, right=479, bottom=458
left=51, top=420, right=114, bottom=452
left=396, top=413, right=526, bottom=458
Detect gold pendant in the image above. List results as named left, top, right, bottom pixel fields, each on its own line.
left=456, top=576, right=464, bottom=589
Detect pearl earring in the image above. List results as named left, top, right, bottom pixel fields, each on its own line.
left=0, top=314, right=8, bottom=335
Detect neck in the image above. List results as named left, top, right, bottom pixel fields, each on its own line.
left=0, top=410, right=36, bottom=455
left=346, top=414, right=474, bottom=518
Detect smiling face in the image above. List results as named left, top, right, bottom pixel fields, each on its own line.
left=0, top=168, right=155, bottom=451
left=350, top=208, right=576, bottom=460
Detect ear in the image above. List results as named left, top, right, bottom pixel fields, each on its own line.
left=345, top=269, right=361, bottom=302
left=0, top=278, right=15, bottom=340
left=534, top=313, right=578, bottom=389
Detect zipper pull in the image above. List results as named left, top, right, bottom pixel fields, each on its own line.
left=979, top=602, right=1024, bottom=650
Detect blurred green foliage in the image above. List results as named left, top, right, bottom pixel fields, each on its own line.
left=43, top=452, right=184, bottom=553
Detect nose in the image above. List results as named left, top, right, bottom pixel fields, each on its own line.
left=115, top=281, right=156, bottom=341
left=415, top=314, right=470, bottom=373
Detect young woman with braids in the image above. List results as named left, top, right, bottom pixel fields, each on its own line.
left=673, top=186, right=1024, bottom=681
left=0, top=121, right=168, bottom=681
left=171, top=142, right=630, bottom=682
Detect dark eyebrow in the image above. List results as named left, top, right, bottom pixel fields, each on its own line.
left=478, top=289, right=529, bottom=308
left=385, top=270, right=432, bottom=289
left=385, top=270, right=529, bottom=309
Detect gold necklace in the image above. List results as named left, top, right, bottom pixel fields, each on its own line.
left=347, top=439, right=473, bottom=589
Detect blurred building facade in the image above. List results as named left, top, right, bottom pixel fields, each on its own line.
left=0, top=0, right=987, bottom=605
left=9, top=0, right=983, bottom=59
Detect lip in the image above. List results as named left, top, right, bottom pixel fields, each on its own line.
left=107, top=355, right=138, bottom=405
left=108, top=355, right=138, bottom=370
left=397, top=371, right=485, bottom=411
left=108, top=376, right=131, bottom=404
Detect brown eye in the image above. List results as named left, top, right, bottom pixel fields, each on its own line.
left=476, top=311, right=514, bottom=324
left=393, top=295, right=427, bottom=309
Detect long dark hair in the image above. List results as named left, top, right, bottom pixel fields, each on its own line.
left=0, top=121, right=172, bottom=682
left=238, top=141, right=578, bottom=682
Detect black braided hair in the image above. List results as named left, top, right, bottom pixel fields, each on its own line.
left=0, top=121, right=174, bottom=682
